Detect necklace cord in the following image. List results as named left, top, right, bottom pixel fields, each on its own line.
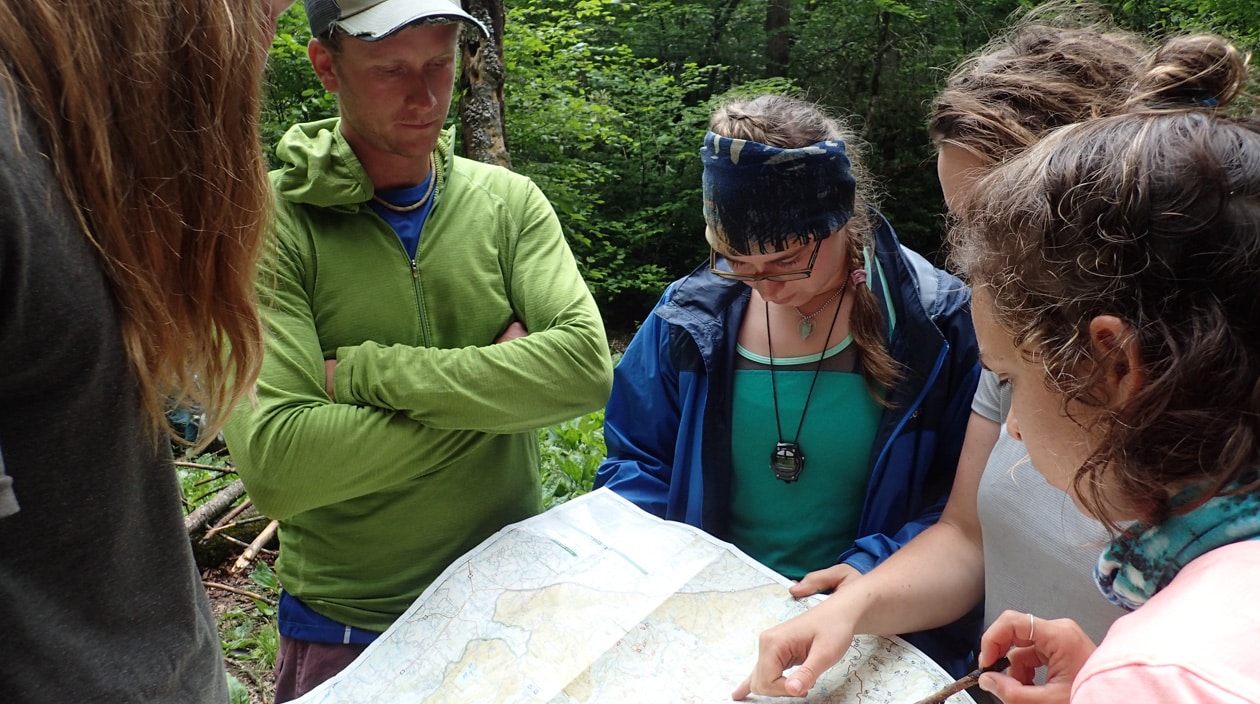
left=794, top=286, right=845, bottom=323
left=371, top=154, right=436, bottom=213
left=766, top=280, right=850, bottom=445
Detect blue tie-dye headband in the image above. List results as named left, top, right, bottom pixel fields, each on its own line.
left=701, top=131, right=856, bottom=256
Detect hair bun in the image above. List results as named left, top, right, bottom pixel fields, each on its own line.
left=1125, top=34, right=1249, bottom=112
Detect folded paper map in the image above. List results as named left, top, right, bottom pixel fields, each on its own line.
left=294, top=488, right=973, bottom=704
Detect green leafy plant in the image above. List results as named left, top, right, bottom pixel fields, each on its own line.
left=247, top=561, right=280, bottom=618
left=538, top=410, right=608, bottom=509
left=504, top=0, right=721, bottom=320
left=262, top=5, right=337, bottom=165
left=182, top=449, right=279, bottom=700
left=226, top=674, right=252, bottom=704
left=177, top=451, right=237, bottom=509
left=218, top=562, right=281, bottom=682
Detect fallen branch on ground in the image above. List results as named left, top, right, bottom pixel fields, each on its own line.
left=231, top=519, right=280, bottom=574
left=203, top=580, right=271, bottom=603
left=175, top=460, right=235, bottom=473
left=185, top=479, right=246, bottom=536
left=202, top=498, right=255, bottom=541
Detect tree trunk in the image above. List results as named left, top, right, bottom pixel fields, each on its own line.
left=184, top=478, right=246, bottom=536
left=707, top=0, right=743, bottom=54
left=459, top=0, right=511, bottom=168
left=765, top=0, right=791, bottom=78
left=865, top=10, right=894, bottom=141
left=703, top=0, right=744, bottom=93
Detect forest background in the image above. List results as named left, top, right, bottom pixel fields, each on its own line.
left=204, top=0, right=1259, bottom=700
left=266, top=0, right=1258, bottom=329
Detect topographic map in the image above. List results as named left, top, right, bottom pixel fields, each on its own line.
left=293, top=489, right=972, bottom=704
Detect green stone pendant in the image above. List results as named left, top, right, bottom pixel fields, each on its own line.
left=799, top=318, right=813, bottom=340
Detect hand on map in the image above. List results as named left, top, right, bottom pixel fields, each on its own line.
left=975, top=610, right=1095, bottom=704
left=731, top=594, right=857, bottom=700
left=788, top=562, right=862, bottom=597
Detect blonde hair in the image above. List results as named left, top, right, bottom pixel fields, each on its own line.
left=710, top=94, right=899, bottom=399
left=0, top=0, right=273, bottom=445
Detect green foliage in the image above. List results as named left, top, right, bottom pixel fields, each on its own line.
left=218, top=562, right=280, bottom=675
left=1109, top=0, right=1259, bottom=46
left=219, top=604, right=280, bottom=671
left=538, top=410, right=608, bottom=509
left=247, top=561, right=280, bottom=616
left=500, top=0, right=1030, bottom=297
left=179, top=451, right=279, bottom=695
left=258, top=0, right=1260, bottom=325
left=504, top=0, right=719, bottom=320
left=226, top=674, right=252, bottom=704
left=1105, top=0, right=1260, bottom=112
left=779, top=0, right=1022, bottom=257
left=177, top=451, right=237, bottom=509
left=262, top=4, right=337, bottom=164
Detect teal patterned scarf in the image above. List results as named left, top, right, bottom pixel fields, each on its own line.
left=1095, top=484, right=1260, bottom=611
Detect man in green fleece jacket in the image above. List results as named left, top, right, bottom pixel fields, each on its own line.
left=222, top=1, right=612, bottom=699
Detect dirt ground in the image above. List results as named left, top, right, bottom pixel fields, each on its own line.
left=202, top=556, right=277, bottom=704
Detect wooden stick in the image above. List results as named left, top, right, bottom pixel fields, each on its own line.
left=203, top=580, right=270, bottom=602
left=231, top=519, right=279, bottom=574
left=218, top=534, right=252, bottom=549
left=910, top=657, right=1010, bottom=704
left=203, top=515, right=272, bottom=542
left=205, top=516, right=272, bottom=542
left=175, top=460, right=234, bottom=473
left=184, top=479, right=247, bottom=535
left=202, top=498, right=254, bottom=541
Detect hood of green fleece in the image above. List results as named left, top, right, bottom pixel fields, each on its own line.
left=270, top=117, right=455, bottom=212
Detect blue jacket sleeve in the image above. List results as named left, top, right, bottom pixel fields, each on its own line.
left=839, top=364, right=979, bottom=573
left=838, top=277, right=981, bottom=574
left=841, top=497, right=948, bottom=573
left=593, top=295, right=682, bottom=518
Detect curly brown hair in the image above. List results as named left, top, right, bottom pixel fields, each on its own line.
left=710, top=94, right=899, bottom=400
left=929, top=3, right=1149, bottom=164
left=948, top=34, right=1260, bottom=530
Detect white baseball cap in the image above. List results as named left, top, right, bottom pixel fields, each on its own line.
left=306, top=0, right=488, bottom=41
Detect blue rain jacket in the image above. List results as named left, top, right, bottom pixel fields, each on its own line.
left=596, top=212, right=981, bottom=676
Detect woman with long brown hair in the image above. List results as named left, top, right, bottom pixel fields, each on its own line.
left=0, top=1, right=289, bottom=700
left=596, top=93, right=982, bottom=677
left=738, top=13, right=1153, bottom=699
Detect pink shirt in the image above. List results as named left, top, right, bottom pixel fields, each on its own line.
left=1072, top=540, right=1260, bottom=703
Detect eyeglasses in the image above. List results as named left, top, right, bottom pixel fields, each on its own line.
left=709, top=238, right=822, bottom=283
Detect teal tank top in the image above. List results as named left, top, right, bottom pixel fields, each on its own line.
left=728, top=337, right=884, bottom=580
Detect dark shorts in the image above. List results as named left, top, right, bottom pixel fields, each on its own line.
left=273, top=635, right=369, bottom=703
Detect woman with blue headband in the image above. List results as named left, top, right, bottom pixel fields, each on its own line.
left=594, top=94, right=982, bottom=676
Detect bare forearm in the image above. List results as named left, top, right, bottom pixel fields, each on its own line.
left=844, top=410, right=995, bottom=634
left=844, top=520, right=985, bottom=636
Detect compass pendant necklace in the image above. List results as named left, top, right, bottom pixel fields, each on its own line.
left=767, top=281, right=848, bottom=483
